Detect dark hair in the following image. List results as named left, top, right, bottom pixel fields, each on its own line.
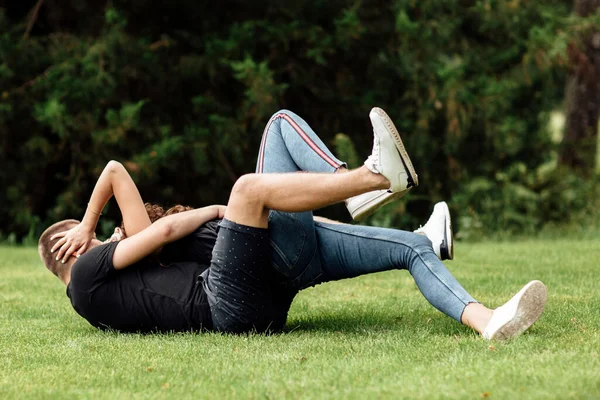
left=119, top=203, right=193, bottom=237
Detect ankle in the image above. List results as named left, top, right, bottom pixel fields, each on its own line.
left=461, top=303, right=494, bottom=334
left=359, top=165, right=390, bottom=190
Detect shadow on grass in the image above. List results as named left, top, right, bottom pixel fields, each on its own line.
left=284, top=310, right=469, bottom=337
left=63, top=312, right=469, bottom=340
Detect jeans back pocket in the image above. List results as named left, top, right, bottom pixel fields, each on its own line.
left=268, top=211, right=322, bottom=289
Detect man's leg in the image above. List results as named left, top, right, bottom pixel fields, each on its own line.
left=204, top=116, right=391, bottom=333
left=220, top=170, right=491, bottom=334
left=209, top=116, right=401, bottom=332
left=254, top=109, right=437, bottom=287
left=256, top=108, right=419, bottom=221
left=204, top=165, right=389, bottom=333
left=225, top=168, right=389, bottom=227
left=232, top=107, right=413, bottom=223
left=203, top=109, right=414, bottom=333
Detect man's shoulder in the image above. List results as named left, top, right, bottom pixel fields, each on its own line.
left=70, top=241, right=119, bottom=292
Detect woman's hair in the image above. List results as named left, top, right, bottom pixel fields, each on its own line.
left=119, top=203, right=193, bottom=237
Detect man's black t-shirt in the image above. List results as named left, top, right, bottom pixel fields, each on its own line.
left=159, top=219, right=220, bottom=265
left=66, top=221, right=220, bottom=333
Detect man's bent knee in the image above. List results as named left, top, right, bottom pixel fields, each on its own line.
left=231, top=174, right=262, bottom=203
left=226, top=174, right=269, bottom=227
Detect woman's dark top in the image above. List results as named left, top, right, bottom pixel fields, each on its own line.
left=66, top=220, right=221, bottom=333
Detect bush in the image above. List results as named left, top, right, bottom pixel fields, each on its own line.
left=1, top=0, right=594, bottom=240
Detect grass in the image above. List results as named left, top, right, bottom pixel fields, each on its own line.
left=1, top=239, right=599, bottom=400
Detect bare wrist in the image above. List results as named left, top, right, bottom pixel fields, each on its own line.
left=87, top=203, right=103, bottom=216
left=81, top=212, right=99, bottom=232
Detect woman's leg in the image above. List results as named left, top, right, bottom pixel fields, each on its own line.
left=255, top=110, right=346, bottom=284
left=256, top=110, right=346, bottom=174
left=309, top=221, right=484, bottom=326
left=307, top=221, right=546, bottom=338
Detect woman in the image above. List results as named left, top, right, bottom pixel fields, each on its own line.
left=41, top=107, right=547, bottom=339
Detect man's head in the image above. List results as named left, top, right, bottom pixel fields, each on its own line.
left=38, top=219, right=80, bottom=283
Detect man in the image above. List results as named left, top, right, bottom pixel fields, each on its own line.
left=39, top=108, right=547, bottom=339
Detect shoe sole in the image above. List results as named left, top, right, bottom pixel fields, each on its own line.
left=439, top=202, right=454, bottom=260
left=371, top=107, right=419, bottom=188
left=491, top=280, right=547, bottom=340
left=348, top=190, right=407, bottom=221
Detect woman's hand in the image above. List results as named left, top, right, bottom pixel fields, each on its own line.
left=50, top=223, right=96, bottom=263
left=215, top=205, right=227, bottom=219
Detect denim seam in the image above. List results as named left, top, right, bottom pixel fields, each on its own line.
left=314, top=222, right=471, bottom=308
left=293, top=245, right=323, bottom=290
left=268, top=213, right=308, bottom=268
left=270, top=240, right=294, bottom=270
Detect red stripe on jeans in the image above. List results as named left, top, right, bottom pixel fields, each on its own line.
left=279, top=114, right=340, bottom=168
left=257, top=113, right=341, bottom=173
left=257, top=117, right=276, bottom=173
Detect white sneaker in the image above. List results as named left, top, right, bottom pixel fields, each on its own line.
left=482, top=280, right=547, bottom=340
left=414, top=201, right=454, bottom=260
left=345, top=189, right=408, bottom=221
left=363, top=107, right=418, bottom=193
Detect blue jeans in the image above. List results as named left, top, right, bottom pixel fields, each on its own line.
left=258, top=110, right=477, bottom=322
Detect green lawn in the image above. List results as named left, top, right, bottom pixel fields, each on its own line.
left=1, top=240, right=599, bottom=399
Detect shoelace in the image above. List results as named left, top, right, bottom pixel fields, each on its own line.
left=371, top=137, right=380, bottom=164
left=365, top=137, right=381, bottom=173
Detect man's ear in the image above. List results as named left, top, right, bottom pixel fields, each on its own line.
left=104, top=227, right=124, bottom=243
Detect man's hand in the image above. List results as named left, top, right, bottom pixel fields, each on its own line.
left=51, top=223, right=96, bottom=263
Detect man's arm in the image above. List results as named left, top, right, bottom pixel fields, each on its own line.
left=111, top=205, right=225, bottom=269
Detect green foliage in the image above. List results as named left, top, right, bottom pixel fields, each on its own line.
left=0, top=0, right=595, bottom=240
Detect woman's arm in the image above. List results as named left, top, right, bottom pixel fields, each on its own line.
left=111, top=205, right=226, bottom=269
left=52, top=160, right=150, bottom=261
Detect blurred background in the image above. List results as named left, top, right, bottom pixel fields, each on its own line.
left=1, top=0, right=599, bottom=244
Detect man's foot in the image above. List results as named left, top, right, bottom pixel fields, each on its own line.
left=414, top=201, right=453, bottom=260
left=482, top=280, right=547, bottom=340
left=345, top=189, right=407, bottom=220
left=363, top=107, right=418, bottom=193
left=346, top=107, right=418, bottom=219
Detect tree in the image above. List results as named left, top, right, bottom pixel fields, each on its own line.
left=0, top=0, right=583, bottom=241
left=560, top=0, right=600, bottom=175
